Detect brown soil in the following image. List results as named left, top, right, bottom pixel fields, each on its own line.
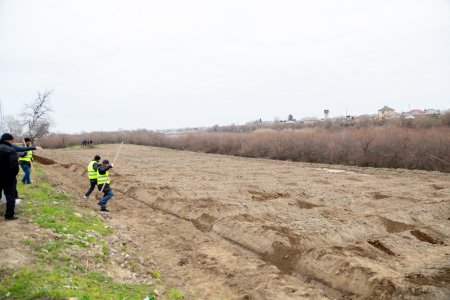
left=410, top=230, right=445, bottom=245
left=367, top=240, right=396, bottom=256
left=10, top=145, right=450, bottom=299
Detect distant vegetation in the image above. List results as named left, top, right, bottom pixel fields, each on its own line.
left=39, top=112, right=450, bottom=172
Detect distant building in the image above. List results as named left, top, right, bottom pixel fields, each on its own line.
left=425, top=109, right=440, bottom=116
left=299, top=117, right=319, bottom=125
left=378, top=106, right=397, bottom=120
left=402, top=108, right=440, bottom=119
left=403, top=109, right=426, bottom=118
left=407, top=109, right=425, bottom=115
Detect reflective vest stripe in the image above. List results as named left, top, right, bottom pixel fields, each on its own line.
left=18, top=150, right=33, bottom=162
left=97, top=170, right=110, bottom=185
left=87, top=161, right=97, bottom=179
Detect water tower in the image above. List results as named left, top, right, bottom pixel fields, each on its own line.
left=324, top=109, right=329, bottom=119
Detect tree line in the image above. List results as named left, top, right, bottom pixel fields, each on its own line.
left=40, top=124, right=450, bottom=172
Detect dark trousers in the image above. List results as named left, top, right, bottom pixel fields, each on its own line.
left=15, top=178, right=19, bottom=199
left=98, top=189, right=114, bottom=207
left=19, top=161, right=31, bottom=184
left=85, top=179, right=97, bottom=197
left=3, top=179, right=19, bottom=199
left=0, top=178, right=17, bottom=218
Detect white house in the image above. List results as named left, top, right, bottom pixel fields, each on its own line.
left=378, top=106, right=397, bottom=120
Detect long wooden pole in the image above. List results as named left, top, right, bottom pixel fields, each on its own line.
left=100, top=141, right=124, bottom=193
left=111, top=141, right=124, bottom=166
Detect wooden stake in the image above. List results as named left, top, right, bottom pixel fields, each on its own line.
left=100, top=141, right=124, bottom=193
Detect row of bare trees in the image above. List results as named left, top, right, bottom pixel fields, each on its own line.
left=39, top=126, right=450, bottom=172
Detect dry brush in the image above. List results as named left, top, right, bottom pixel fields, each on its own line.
left=39, top=126, right=450, bottom=172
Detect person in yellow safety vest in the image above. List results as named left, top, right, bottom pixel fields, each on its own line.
left=83, top=155, right=101, bottom=199
left=96, top=159, right=114, bottom=212
left=18, top=138, right=34, bottom=184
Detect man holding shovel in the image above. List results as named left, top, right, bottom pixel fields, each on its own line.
left=96, top=142, right=123, bottom=212
left=96, top=159, right=114, bottom=212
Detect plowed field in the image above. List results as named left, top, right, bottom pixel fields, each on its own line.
left=37, top=144, right=450, bottom=299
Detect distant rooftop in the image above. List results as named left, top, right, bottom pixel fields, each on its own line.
left=378, top=106, right=395, bottom=112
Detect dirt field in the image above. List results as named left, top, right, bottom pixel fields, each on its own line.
left=35, top=144, right=450, bottom=299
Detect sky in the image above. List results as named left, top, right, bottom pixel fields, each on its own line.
left=0, top=0, right=449, bottom=133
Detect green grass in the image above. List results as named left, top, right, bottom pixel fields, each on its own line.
left=168, top=288, right=184, bottom=300
left=151, top=269, right=161, bottom=279
left=20, top=180, right=111, bottom=237
left=0, top=166, right=154, bottom=300
left=0, top=268, right=150, bottom=300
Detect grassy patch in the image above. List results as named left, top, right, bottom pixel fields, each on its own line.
left=20, top=179, right=111, bottom=237
left=0, top=268, right=150, bottom=300
left=0, top=166, right=153, bottom=299
left=167, top=288, right=184, bottom=300
left=151, top=269, right=161, bottom=279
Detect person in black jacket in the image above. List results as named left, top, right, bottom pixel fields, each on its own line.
left=0, top=143, right=42, bottom=201
left=0, top=133, right=20, bottom=220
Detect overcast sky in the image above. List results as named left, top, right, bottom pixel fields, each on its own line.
left=1, top=0, right=449, bottom=133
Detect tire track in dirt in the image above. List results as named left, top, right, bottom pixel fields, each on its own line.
left=112, top=186, right=351, bottom=298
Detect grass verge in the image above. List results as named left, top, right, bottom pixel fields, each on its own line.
left=0, top=166, right=162, bottom=300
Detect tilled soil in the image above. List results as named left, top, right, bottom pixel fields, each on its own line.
left=36, top=144, right=450, bottom=299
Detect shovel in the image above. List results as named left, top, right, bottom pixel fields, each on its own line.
left=96, top=141, right=124, bottom=198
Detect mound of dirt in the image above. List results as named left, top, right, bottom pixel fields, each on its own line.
left=33, top=154, right=56, bottom=165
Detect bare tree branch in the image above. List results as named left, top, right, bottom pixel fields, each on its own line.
left=21, top=90, right=54, bottom=141
left=4, top=115, right=23, bottom=137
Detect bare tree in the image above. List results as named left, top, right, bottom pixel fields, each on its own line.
left=22, top=90, right=54, bottom=141
left=4, top=115, right=23, bottom=137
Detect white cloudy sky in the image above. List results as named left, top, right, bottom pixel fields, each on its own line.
left=1, top=0, right=449, bottom=133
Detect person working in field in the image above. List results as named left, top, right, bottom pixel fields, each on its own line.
left=13, top=139, right=43, bottom=200
left=18, top=137, right=34, bottom=184
left=83, top=155, right=101, bottom=199
left=97, top=159, right=114, bottom=212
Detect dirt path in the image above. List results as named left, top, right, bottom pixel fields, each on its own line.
left=37, top=144, right=450, bottom=299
